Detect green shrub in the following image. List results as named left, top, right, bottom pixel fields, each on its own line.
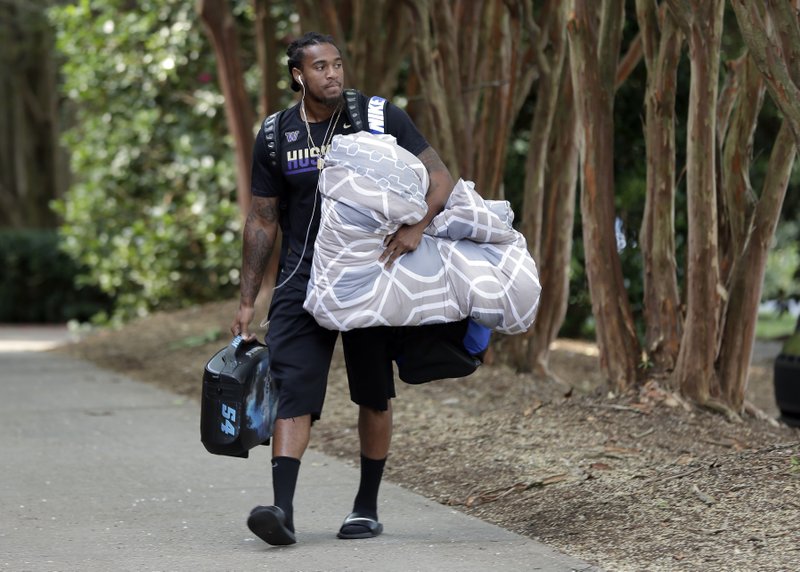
left=0, top=229, right=112, bottom=323
left=49, top=0, right=246, bottom=323
left=763, top=221, right=800, bottom=310
left=782, top=332, right=800, bottom=356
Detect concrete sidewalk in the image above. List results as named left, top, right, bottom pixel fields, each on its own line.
left=0, top=331, right=599, bottom=572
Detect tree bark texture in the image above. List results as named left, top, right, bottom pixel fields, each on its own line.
left=521, top=0, right=569, bottom=262
left=717, top=121, right=796, bottom=408
left=198, top=0, right=283, bottom=308
left=402, top=0, right=460, bottom=178
left=295, top=0, right=411, bottom=98
left=253, top=0, right=281, bottom=118
left=0, top=0, right=63, bottom=228
left=521, top=73, right=580, bottom=375
left=403, top=0, right=539, bottom=198
left=667, top=0, right=725, bottom=403
left=636, top=0, right=683, bottom=372
left=509, top=2, right=571, bottom=374
left=518, top=6, right=644, bottom=377
left=732, top=0, right=800, bottom=151
left=197, top=0, right=255, bottom=219
left=615, top=32, right=644, bottom=90
left=568, top=0, right=641, bottom=390
left=719, top=54, right=764, bottom=284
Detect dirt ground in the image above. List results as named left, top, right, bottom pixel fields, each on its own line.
left=55, top=299, right=800, bottom=571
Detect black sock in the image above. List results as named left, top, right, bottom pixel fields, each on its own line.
left=272, top=456, right=300, bottom=532
left=352, top=454, right=386, bottom=519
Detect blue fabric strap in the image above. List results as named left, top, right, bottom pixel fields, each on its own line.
left=463, top=319, right=492, bottom=356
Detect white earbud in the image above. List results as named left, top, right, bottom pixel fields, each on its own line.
left=298, top=75, right=304, bottom=87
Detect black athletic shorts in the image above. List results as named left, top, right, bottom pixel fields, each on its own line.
left=341, top=319, right=472, bottom=411
left=265, top=283, right=337, bottom=421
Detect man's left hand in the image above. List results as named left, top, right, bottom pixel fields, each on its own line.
left=380, top=224, right=425, bottom=268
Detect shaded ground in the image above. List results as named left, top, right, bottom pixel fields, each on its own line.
left=55, top=299, right=800, bottom=571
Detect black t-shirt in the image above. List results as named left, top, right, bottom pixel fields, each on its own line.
left=250, top=91, right=429, bottom=290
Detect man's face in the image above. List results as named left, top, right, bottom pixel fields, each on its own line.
left=299, top=43, right=344, bottom=107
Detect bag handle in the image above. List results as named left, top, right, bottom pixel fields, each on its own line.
left=224, top=335, right=266, bottom=367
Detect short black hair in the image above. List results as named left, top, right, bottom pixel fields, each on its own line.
left=286, top=32, right=339, bottom=92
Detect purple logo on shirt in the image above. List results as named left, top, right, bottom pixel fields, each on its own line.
left=285, top=145, right=331, bottom=176
left=285, top=130, right=300, bottom=143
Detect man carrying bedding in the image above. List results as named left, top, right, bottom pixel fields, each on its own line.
left=230, top=31, right=455, bottom=545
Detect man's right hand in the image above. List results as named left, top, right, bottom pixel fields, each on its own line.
left=231, top=304, right=257, bottom=341
left=233, top=195, right=279, bottom=342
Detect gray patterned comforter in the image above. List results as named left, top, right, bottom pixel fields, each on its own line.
left=304, top=132, right=541, bottom=334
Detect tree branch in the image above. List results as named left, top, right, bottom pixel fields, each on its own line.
left=770, top=0, right=800, bottom=85
left=638, top=0, right=661, bottom=69
left=716, top=56, right=745, bottom=145
left=663, top=0, right=692, bottom=37
left=598, top=0, right=625, bottom=87
left=731, top=0, right=800, bottom=148
left=615, top=31, right=643, bottom=91
left=720, top=53, right=764, bottom=268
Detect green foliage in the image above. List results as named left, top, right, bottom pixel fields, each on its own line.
left=167, top=327, right=222, bottom=350
left=49, top=0, right=243, bottom=322
left=0, top=229, right=112, bottom=323
left=762, top=221, right=800, bottom=306
left=782, top=332, right=800, bottom=356
left=756, top=311, right=798, bottom=340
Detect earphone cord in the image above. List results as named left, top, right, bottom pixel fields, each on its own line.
left=271, top=177, right=319, bottom=293
left=259, top=179, right=320, bottom=330
left=259, top=85, right=336, bottom=328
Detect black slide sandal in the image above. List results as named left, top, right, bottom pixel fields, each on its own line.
left=336, top=512, right=384, bottom=539
left=247, top=505, right=296, bottom=546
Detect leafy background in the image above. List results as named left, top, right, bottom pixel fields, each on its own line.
left=3, top=0, right=797, bottom=333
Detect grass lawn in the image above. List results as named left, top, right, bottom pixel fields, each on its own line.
left=756, top=311, right=798, bottom=340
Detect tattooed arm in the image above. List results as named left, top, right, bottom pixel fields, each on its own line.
left=379, top=146, right=455, bottom=267
left=230, top=195, right=280, bottom=340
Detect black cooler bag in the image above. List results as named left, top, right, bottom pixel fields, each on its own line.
left=200, top=336, right=278, bottom=458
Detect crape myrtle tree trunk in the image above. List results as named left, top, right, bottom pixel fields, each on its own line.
left=718, top=118, right=796, bottom=411
left=663, top=0, right=795, bottom=412
left=568, top=0, right=642, bottom=390
left=717, top=55, right=765, bottom=286
left=732, top=0, right=800, bottom=150
left=0, top=0, right=64, bottom=228
left=714, top=0, right=800, bottom=410
left=197, top=0, right=256, bottom=219
left=294, top=0, right=411, bottom=98
left=397, top=0, right=612, bottom=375
left=520, top=0, right=569, bottom=268
left=197, top=0, right=285, bottom=303
left=630, top=0, right=797, bottom=411
left=516, top=71, right=580, bottom=376
left=253, top=0, right=281, bottom=119
left=710, top=46, right=794, bottom=412
left=663, top=0, right=725, bottom=403
left=511, top=0, right=570, bottom=375
left=401, top=0, right=543, bottom=198
left=635, top=0, right=683, bottom=373
left=518, top=24, right=643, bottom=377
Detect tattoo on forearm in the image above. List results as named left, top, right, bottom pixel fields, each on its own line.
left=251, top=199, right=279, bottom=223
left=417, top=147, right=454, bottom=223
left=418, top=147, right=448, bottom=175
left=240, top=199, right=277, bottom=304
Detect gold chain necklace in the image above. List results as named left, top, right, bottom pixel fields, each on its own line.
left=301, top=101, right=343, bottom=170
